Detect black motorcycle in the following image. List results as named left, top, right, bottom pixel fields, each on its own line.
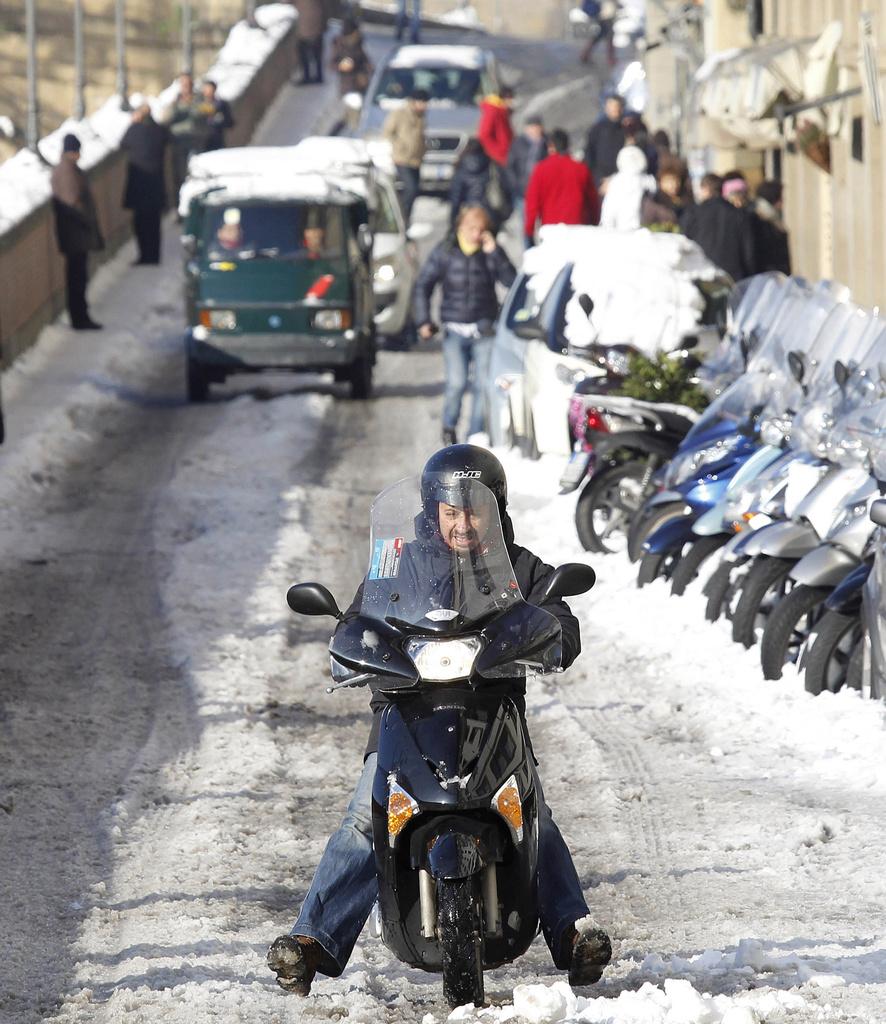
left=286, top=475, right=595, bottom=1008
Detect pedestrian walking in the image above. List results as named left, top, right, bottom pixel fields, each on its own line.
left=583, top=93, right=625, bottom=192
left=382, top=88, right=428, bottom=223
left=168, top=72, right=197, bottom=198
left=414, top=205, right=516, bottom=445
left=395, top=0, right=421, bottom=43
left=578, top=0, right=616, bottom=67
left=329, top=16, right=372, bottom=95
left=121, top=103, right=169, bottom=265
left=478, top=85, right=515, bottom=168
left=752, top=180, right=791, bottom=275
left=680, top=173, right=757, bottom=282
left=194, top=80, right=234, bottom=152
left=599, top=145, right=656, bottom=232
left=621, top=112, right=658, bottom=178
left=294, top=0, right=328, bottom=85
left=50, top=133, right=104, bottom=331
left=721, top=171, right=751, bottom=209
left=524, top=128, right=600, bottom=246
left=449, top=138, right=513, bottom=230
left=507, top=116, right=547, bottom=225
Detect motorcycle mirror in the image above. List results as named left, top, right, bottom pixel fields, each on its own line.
left=871, top=499, right=886, bottom=528
left=357, top=223, right=373, bottom=257
left=287, top=582, right=343, bottom=620
left=787, top=349, right=806, bottom=384
left=513, top=320, right=545, bottom=341
left=544, top=562, right=596, bottom=601
left=681, top=334, right=700, bottom=351
left=834, top=360, right=850, bottom=390
left=577, top=293, right=594, bottom=318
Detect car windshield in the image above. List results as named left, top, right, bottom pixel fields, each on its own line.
left=360, top=476, right=523, bottom=633
left=202, top=203, right=345, bottom=260
left=374, top=66, right=482, bottom=107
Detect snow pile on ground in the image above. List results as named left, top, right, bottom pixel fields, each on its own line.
left=524, top=226, right=721, bottom=355
left=0, top=3, right=295, bottom=235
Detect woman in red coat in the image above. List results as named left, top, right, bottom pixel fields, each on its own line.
left=523, top=128, right=600, bottom=245
left=477, top=86, right=515, bottom=166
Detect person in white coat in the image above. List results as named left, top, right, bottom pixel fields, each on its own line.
left=600, top=145, right=656, bottom=232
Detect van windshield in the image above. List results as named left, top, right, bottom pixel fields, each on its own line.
left=202, top=203, right=345, bottom=261
left=375, top=66, right=482, bottom=106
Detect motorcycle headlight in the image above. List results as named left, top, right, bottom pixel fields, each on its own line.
left=759, top=416, right=791, bottom=447
left=405, top=636, right=482, bottom=682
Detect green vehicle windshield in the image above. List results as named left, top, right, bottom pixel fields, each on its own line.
left=202, top=202, right=346, bottom=261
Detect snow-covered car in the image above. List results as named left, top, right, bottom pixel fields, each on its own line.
left=487, top=226, right=731, bottom=457
left=349, top=44, right=501, bottom=195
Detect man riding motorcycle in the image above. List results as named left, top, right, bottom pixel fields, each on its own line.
left=267, top=445, right=612, bottom=995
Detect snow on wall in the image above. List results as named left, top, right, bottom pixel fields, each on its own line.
left=0, top=3, right=295, bottom=237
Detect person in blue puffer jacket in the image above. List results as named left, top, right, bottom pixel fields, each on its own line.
left=414, top=205, right=516, bottom=445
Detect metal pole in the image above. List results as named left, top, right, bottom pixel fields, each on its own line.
left=25, top=0, right=40, bottom=152
left=74, top=0, right=86, bottom=120
left=115, top=0, right=129, bottom=109
left=182, top=0, right=193, bottom=75
left=246, top=0, right=257, bottom=27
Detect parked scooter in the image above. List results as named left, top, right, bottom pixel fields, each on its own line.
left=860, top=497, right=886, bottom=700
left=285, top=476, right=596, bottom=1008
left=800, top=559, right=870, bottom=695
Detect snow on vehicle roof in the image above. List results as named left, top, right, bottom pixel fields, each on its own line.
left=523, top=225, right=725, bottom=356
left=387, top=44, right=486, bottom=69
left=178, top=141, right=385, bottom=215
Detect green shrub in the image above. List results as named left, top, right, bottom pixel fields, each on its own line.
left=617, top=350, right=709, bottom=412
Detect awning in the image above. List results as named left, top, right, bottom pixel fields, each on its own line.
left=693, top=22, right=844, bottom=149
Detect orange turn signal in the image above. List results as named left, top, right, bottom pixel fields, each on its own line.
left=492, top=775, right=523, bottom=842
left=388, top=783, right=419, bottom=846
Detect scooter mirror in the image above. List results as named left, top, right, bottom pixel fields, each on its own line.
left=681, top=334, right=700, bottom=351
left=287, top=582, right=343, bottom=619
left=871, top=499, right=886, bottom=528
left=834, top=360, right=850, bottom=390
left=544, top=562, right=596, bottom=601
left=787, top=349, right=806, bottom=384
left=577, top=293, right=594, bottom=318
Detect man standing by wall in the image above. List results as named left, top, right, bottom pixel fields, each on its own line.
left=294, top=0, right=328, bottom=85
left=383, top=88, right=428, bottom=223
left=121, top=103, right=169, bottom=266
left=50, top=134, right=104, bottom=331
left=168, top=72, right=197, bottom=199
left=195, top=80, right=234, bottom=152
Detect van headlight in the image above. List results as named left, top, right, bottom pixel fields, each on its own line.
left=405, top=637, right=482, bottom=682
left=312, top=309, right=352, bottom=330
left=200, top=309, right=237, bottom=330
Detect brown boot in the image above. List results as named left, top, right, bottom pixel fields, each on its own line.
left=564, top=920, right=612, bottom=987
left=266, top=934, right=324, bottom=995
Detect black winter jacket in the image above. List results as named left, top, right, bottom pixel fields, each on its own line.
left=507, top=133, right=547, bottom=197
left=680, top=197, right=758, bottom=282
left=414, top=236, right=515, bottom=328
left=449, top=149, right=513, bottom=228
left=337, top=512, right=582, bottom=756
left=121, top=119, right=169, bottom=210
left=584, top=116, right=625, bottom=183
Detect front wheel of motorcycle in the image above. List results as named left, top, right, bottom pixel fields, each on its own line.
left=438, top=877, right=484, bottom=1008
left=574, top=461, right=648, bottom=554
left=627, top=500, right=685, bottom=563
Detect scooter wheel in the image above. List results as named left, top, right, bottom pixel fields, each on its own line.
left=574, top=461, right=647, bottom=554
left=670, top=534, right=729, bottom=597
left=731, top=556, right=795, bottom=649
left=760, top=583, right=830, bottom=680
left=638, top=550, right=668, bottom=588
left=703, top=559, right=738, bottom=622
left=803, top=609, right=863, bottom=695
left=438, top=877, right=484, bottom=1008
left=627, top=502, right=684, bottom=563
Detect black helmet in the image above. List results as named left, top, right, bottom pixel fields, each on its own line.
left=421, top=444, right=508, bottom=514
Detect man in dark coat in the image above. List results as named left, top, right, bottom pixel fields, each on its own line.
left=329, top=16, right=372, bottom=95
left=583, top=93, right=624, bottom=190
left=50, top=133, right=104, bottom=330
left=752, top=180, right=791, bottom=275
left=294, top=0, right=328, bottom=84
left=415, top=205, right=516, bottom=444
left=266, top=445, right=612, bottom=997
left=448, top=137, right=513, bottom=230
left=680, top=173, right=758, bottom=282
left=121, top=103, right=169, bottom=265
left=195, top=80, right=234, bottom=152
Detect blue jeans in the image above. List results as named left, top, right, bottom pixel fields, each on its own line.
left=395, top=0, right=421, bottom=42
left=292, top=752, right=591, bottom=974
left=442, top=330, right=492, bottom=437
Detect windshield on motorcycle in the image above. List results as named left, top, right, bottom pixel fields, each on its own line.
left=827, top=395, right=886, bottom=475
left=789, top=309, right=886, bottom=453
left=360, top=476, right=523, bottom=633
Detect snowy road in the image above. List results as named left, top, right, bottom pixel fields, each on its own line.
left=2, top=26, right=886, bottom=1024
